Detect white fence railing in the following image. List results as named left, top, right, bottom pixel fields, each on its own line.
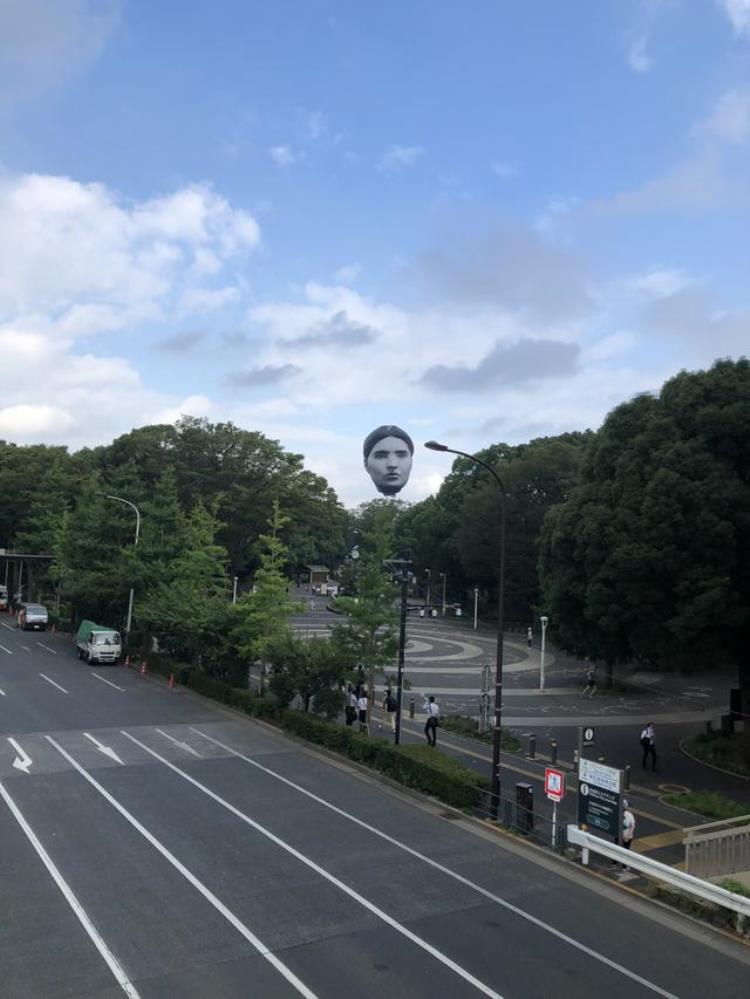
left=683, top=815, right=750, bottom=879
left=567, top=825, right=750, bottom=931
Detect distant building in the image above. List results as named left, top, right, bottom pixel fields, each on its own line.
left=306, top=565, right=329, bottom=585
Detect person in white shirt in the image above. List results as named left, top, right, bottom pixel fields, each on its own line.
left=345, top=687, right=358, bottom=726
left=640, top=722, right=657, bottom=771
left=622, top=801, right=636, bottom=850
left=357, top=693, right=369, bottom=733
left=423, top=695, right=440, bottom=746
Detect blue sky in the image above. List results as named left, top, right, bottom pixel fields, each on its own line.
left=1, top=0, right=749, bottom=504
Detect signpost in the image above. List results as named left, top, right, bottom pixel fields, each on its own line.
left=577, top=759, right=623, bottom=840
left=545, top=767, right=566, bottom=847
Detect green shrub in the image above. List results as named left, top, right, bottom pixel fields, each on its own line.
left=662, top=790, right=749, bottom=820
left=721, top=878, right=750, bottom=899
left=440, top=715, right=521, bottom=752
left=683, top=733, right=750, bottom=778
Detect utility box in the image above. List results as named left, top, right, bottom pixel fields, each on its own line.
left=515, top=782, right=534, bottom=834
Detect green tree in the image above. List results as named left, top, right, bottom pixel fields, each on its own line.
left=539, top=360, right=750, bottom=754
left=232, top=501, right=300, bottom=688
left=331, top=504, right=399, bottom=703
left=268, top=634, right=353, bottom=717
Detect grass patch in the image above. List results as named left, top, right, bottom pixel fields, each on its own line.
left=440, top=714, right=521, bottom=752
left=682, top=732, right=750, bottom=779
left=662, top=789, right=749, bottom=820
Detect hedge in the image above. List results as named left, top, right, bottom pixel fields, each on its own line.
left=162, top=667, right=489, bottom=812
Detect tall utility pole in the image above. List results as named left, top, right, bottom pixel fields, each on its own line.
left=426, top=441, right=506, bottom=820
left=473, top=586, right=479, bottom=631
left=440, top=572, right=447, bottom=615
left=101, top=494, right=141, bottom=636
left=425, top=568, right=431, bottom=607
left=394, top=561, right=410, bottom=745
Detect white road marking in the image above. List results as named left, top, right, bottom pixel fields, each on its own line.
left=37, top=642, right=58, bottom=654
left=1, top=621, right=14, bottom=631
left=0, top=779, right=141, bottom=998
left=20, top=645, right=31, bottom=651
left=44, top=736, right=318, bottom=999
left=155, top=728, right=202, bottom=758
left=0, top=687, right=5, bottom=695
left=191, top=729, right=679, bottom=999
left=0, top=643, right=12, bottom=654
left=90, top=672, right=125, bottom=692
left=39, top=673, right=68, bottom=694
left=122, top=731, right=504, bottom=999
left=83, top=733, right=123, bottom=765
left=7, top=737, right=33, bottom=774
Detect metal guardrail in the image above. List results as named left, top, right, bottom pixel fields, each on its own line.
left=683, top=815, right=750, bottom=878
left=567, top=825, right=750, bottom=927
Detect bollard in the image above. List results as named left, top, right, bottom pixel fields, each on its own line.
left=528, top=733, right=536, bottom=759
left=550, top=739, right=557, bottom=765
left=573, top=747, right=579, bottom=766
left=624, top=763, right=631, bottom=790
left=409, top=696, right=415, bottom=719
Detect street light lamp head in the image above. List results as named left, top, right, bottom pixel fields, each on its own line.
left=541, top=615, right=549, bottom=627
left=424, top=440, right=449, bottom=452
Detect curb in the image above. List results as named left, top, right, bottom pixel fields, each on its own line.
left=678, top=736, right=750, bottom=783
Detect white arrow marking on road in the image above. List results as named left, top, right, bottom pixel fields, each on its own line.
left=83, top=733, right=123, bottom=765
left=39, top=673, right=68, bottom=694
left=8, top=737, right=33, bottom=773
left=0, top=643, right=12, bottom=654
left=90, top=672, right=125, bottom=692
left=155, top=728, right=202, bottom=758
left=37, top=642, right=57, bottom=654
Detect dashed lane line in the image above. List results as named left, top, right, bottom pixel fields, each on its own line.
left=44, top=737, right=319, bottom=999
left=0, top=643, right=12, bottom=655
left=20, top=645, right=31, bottom=651
left=190, top=727, right=680, bottom=999
left=0, top=779, right=141, bottom=998
left=122, top=730, right=504, bottom=999
left=37, top=642, right=58, bottom=654
left=39, top=673, right=69, bottom=694
left=1, top=622, right=14, bottom=631
left=90, top=673, right=125, bottom=692
left=0, top=688, right=5, bottom=696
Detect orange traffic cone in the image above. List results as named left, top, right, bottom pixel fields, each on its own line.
left=124, top=655, right=131, bottom=668
left=140, top=662, right=147, bottom=676
left=168, top=673, right=175, bottom=690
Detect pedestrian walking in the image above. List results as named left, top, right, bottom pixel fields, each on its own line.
left=526, top=626, right=533, bottom=648
left=357, top=692, right=369, bottom=734
left=383, top=687, right=398, bottom=733
left=345, top=686, right=357, bottom=726
left=640, top=722, right=657, bottom=771
left=423, top=695, right=440, bottom=746
left=581, top=665, right=597, bottom=697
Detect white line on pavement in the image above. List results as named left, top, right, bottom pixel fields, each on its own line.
left=122, top=730, right=504, bottom=999
left=90, top=673, right=125, bottom=692
left=20, top=645, right=30, bottom=651
left=0, top=643, right=12, bottom=654
left=44, top=736, right=318, bottom=999
left=155, top=728, right=202, bottom=758
left=1, top=622, right=14, bottom=631
left=0, top=779, right=141, bottom=998
left=39, top=673, right=68, bottom=694
left=191, top=728, right=678, bottom=999
left=37, top=642, right=58, bottom=654
left=0, top=688, right=5, bottom=695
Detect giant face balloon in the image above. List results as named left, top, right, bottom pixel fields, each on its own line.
left=363, top=425, right=414, bottom=495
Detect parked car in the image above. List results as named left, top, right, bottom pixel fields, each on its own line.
left=16, top=603, right=49, bottom=631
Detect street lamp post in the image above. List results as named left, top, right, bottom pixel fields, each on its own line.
left=440, top=572, right=447, bottom=616
left=425, top=441, right=507, bottom=820
left=473, top=586, right=479, bottom=631
left=101, top=494, right=141, bottom=636
left=539, top=615, right=549, bottom=690
left=426, top=568, right=431, bottom=607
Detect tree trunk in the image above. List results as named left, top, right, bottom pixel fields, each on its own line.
left=604, top=659, right=614, bottom=689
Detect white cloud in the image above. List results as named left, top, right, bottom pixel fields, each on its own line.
left=177, top=286, right=240, bottom=315
left=717, top=0, right=750, bottom=36
left=0, top=0, right=120, bottom=106
left=626, top=268, right=690, bottom=298
left=491, top=161, right=517, bottom=179
left=269, top=145, right=301, bottom=168
left=628, top=35, right=651, bottom=72
left=308, top=111, right=326, bottom=140
left=332, top=263, right=362, bottom=284
left=0, top=403, right=74, bottom=436
left=695, top=87, right=750, bottom=144
left=378, top=145, right=426, bottom=172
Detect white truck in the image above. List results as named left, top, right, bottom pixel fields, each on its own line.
left=75, top=620, right=121, bottom=664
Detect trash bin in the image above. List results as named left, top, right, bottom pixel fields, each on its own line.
left=515, top=782, right=534, bottom=834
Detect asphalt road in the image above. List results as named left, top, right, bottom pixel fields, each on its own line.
left=2, top=617, right=749, bottom=998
